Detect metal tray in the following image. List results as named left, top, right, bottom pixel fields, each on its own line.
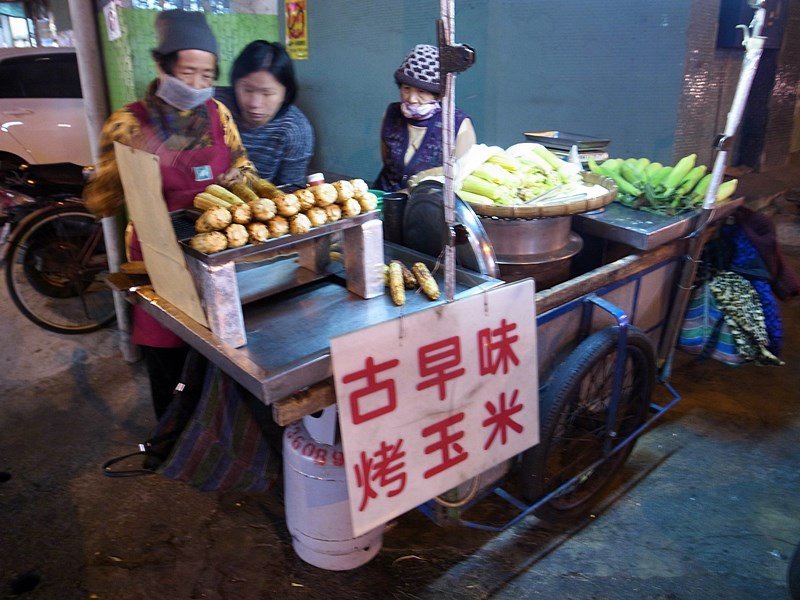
left=523, top=130, right=611, bottom=151
left=572, top=197, right=744, bottom=250
left=177, top=209, right=380, bottom=266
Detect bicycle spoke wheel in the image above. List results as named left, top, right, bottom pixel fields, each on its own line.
left=519, top=326, right=655, bottom=521
left=5, top=206, right=115, bottom=334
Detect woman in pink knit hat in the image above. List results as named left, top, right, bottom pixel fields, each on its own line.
left=375, top=44, right=476, bottom=192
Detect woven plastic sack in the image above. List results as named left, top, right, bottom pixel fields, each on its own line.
left=678, top=282, right=746, bottom=366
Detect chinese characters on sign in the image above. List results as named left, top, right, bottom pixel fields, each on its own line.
left=332, top=280, right=538, bottom=536
left=285, top=0, right=308, bottom=60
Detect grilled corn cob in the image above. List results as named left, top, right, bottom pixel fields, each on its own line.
left=392, top=260, right=417, bottom=289
left=412, top=262, right=440, bottom=300
left=324, top=204, right=342, bottom=222
left=350, top=178, right=369, bottom=199
left=250, top=176, right=281, bottom=199
left=229, top=181, right=259, bottom=204
left=194, top=192, right=232, bottom=211
left=195, top=206, right=232, bottom=232
left=230, top=203, right=252, bottom=224
left=341, top=197, right=361, bottom=218
left=305, top=207, right=327, bottom=227
left=333, top=180, right=354, bottom=202
left=275, top=193, right=301, bottom=217
left=357, top=192, right=378, bottom=212
left=388, top=261, right=405, bottom=306
left=247, top=222, right=269, bottom=243
left=311, top=183, right=338, bottom=207
left=190, top=231, right=227, bottom=254
left=295, top=188, right=316, bottom=210
left=225, top=223, right=249, bottom=248
left=248, top=198, right=277, bottom=222
left=206, top=184, right=244, bottom=206
left=289, top=213, right=312, bottom=234
left=267, top=215, right=289, bottom=237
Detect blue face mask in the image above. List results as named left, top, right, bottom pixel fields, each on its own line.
left=155, top=74, right=214, bottom=111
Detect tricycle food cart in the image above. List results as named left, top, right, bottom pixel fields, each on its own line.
left=106, top=0, right=765, bottom=572
left=109, top=150, right=741, bottom=569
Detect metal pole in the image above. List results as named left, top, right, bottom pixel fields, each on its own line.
left=67, top=0, right=138, bottom=362
left=440, top=0, right=457, bottom=302
left=659, top=1, right=766, bottom=379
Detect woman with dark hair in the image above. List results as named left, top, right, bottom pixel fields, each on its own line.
left=216, top=41, right=314, bottom=186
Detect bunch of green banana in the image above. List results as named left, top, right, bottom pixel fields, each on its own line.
left=588, top=154, right=738, bottom=215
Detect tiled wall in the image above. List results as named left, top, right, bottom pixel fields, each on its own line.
left=762, top=0, right=800, bottom=166
left=675, top=0, right=800, bottom=171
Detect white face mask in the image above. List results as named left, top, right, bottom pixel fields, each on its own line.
left=400, top=100, right=441, bottom=121
left=156, top=74, right=214, bottom=111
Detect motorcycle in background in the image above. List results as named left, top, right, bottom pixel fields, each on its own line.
left=0, top=162, right=116, bottom=334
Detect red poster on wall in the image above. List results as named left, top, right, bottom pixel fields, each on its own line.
left=285, top=0, right=308, bottom=60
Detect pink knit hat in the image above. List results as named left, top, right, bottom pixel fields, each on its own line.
left=394, top=44, right=440, bottom=94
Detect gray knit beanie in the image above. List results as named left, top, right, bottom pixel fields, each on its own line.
left=154, top=10, right=218, bottom=57
left=394, top=44, right=441, bottom=95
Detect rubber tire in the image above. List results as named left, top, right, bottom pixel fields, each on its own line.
left=789, top=541, right=800, bottom=600
left=4, top=205, right=113, bottom=334
left=519, top=326, right=655, bottom=522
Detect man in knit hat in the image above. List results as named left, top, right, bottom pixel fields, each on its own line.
left=84, top=10, right=255, bottom=425
left=376, top=44, right=476, bottom=192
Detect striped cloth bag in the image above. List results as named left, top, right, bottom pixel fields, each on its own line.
left=157, top=365, right=282, bottom=492
left=678, top=281, right=745, bottom=366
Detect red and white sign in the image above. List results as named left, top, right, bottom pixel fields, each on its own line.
left=331, top=280, right=539, bottom=536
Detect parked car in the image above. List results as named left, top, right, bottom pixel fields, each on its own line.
left=0, top=47, right=93, bottom=169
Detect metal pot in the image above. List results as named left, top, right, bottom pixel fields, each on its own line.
left=479, top=215, right=583, bottom=288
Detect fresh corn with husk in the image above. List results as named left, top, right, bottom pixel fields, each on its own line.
left=194, top=192, right=232, bottom=211
left=461, top=175, right=505, bottom=202
left=388, top=261, right=405, bottom=306
left=206, top=184, right=244, bottom=206
left=472, top=162, right=518, bottom=187
left=229, top=181, right=259, bottom=204
left=412, top=262, right=440, bottom=300
left=457, top=190, right=493, bottom=205
left=486, top=153, right=522, bottom=173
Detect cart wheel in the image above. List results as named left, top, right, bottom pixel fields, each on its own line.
left=789, top=540, right=800, bottom=600
left=519, top=326, right=655, bottom=522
